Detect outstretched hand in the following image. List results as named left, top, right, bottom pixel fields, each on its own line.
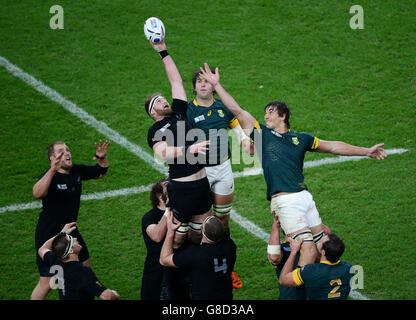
left=189, top=140, right=210, bottom=155
left=150, top=39, right=167, bottom=52
left=93, top=139, right=110, bottom=160
left=367, top=143, right=387, bottom=160
left=61, top=222, right=77, bottom=235
left=199, top=63, right=219, bottom=87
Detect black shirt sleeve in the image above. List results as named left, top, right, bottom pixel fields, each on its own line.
left=44, top=250, right=59, bottom=266
left=81, top=267, right=107, bottom=298
left=147, top=124, right=161, bottom=150
left=171, top=99, right=188, bottom=116
left=75, top=163, right=107, bottom=180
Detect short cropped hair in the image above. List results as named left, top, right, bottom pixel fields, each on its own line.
left=47, top=141, right=66, bottom=161
left=322, top=233, right=345, bottom=263
left=52, top=232, right=70, bottom=260
left=264, top=101, right=291, bottom=129
left=204, top=216, right=224, bottom=243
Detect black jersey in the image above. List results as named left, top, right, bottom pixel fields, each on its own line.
left=35, top=163, right=107, bottom=249
left=147, top=99, right=204, bottom=179
left=141, top=207, right=165, bottom=276
left=44, top=251, right=107, bottom=300
left=173, top=237, right=236, bottom=300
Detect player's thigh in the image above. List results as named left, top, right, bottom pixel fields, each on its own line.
left=271, top=193, right=309, bottom=235
left=167, top=178, right=212, bottom=223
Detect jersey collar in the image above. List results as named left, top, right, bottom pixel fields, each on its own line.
left=320, top=260, right=340, bottom=265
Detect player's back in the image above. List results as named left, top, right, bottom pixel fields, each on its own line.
left=301, top=260, right=353, bottom=300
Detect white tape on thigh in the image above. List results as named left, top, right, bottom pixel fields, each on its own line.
left=189, top=221, right=202, bottom=231
left=176, top=223, right=189, bottom=234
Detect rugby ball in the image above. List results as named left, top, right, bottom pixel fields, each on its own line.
left=144, top=17, right=165, bottom=44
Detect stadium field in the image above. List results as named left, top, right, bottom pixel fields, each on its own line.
left=0, top=0, right=415, bottom=301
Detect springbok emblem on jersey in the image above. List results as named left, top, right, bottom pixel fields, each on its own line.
left=292, top=137, right=299, bottom=145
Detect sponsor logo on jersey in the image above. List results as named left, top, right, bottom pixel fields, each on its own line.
left=207, top=110, right=212, bottom=117
left=57, top=184, right=67, bottom=190
left=194, top=115, right=205, bottom=123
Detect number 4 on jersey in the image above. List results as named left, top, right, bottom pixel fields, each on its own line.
left=214, top=258, right=228, bottom=274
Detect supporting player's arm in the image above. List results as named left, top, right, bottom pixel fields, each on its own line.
left=159, top=210, right=181, bottom=268
left=146, top=209, right=168, bottom=243
left=279, top=238, right=303, bottom=287
left=267, top=214, right=282, bottom=267
left=151, top=40, right=187, bottom=101
left=316, top=140, right=387, bottom=160
left=33, top=151, right=64, bottom=199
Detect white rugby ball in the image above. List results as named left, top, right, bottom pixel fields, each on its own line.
left=144, top=17, right=165, bottom=44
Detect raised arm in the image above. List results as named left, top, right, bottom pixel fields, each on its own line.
left=92, top=140, right=110, bottom=175
left=151, top=40, right=187, bottom=101
left=267, top=213, right=282, bottom=267
left=199, top=63, right=257, bottom=134
left=33, top=151, right=64, bottom=199
left=316, top=140, right=387, bottom=160
left=146, top=209, right=168, bottom=243
left=279, top=238, right=303, bottom=287
left=159, top=209, right=181, bottom=267
left=38, top=222, right=77, bottom=260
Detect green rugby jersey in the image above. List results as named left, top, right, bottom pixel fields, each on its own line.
left=251, top=122, right=319, bottom=200
left=187, top=98, right=239, bottom=166
left=293, top=260, right=353, bottom=300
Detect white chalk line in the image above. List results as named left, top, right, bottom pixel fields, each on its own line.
left=1, top=148, right=407, bottom=214
left=0, top=55, right=168, bottom=176
left=2, top=56, right=407, bottom=300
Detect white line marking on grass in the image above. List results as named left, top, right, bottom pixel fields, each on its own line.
left=0, top=184, right=153, bottom=214
left=2, top=148, right=407, bottom=214
left=0, top=55, right=168, bottom=175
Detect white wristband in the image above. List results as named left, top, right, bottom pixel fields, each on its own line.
left=267, top=244, right=281, bottom=255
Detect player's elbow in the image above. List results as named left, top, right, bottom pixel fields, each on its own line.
left=268, top=253, right=281, bottom=267
left=33, top=187, right=46, bottom=199
left=159, top=256, right=168, bottom=267
left=100, top=289, right=120, bottom=300
left=279, top=274, right=297, bottom=287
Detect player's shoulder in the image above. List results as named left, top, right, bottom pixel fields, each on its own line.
left=214, top=98, right=226, bottom=108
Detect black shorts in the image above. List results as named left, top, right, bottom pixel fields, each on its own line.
left=167, top=177, right=213, bottom=223
left=36, top=230, right=90, bottom=277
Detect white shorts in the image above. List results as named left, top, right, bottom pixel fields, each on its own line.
left=270, top=190, right=322, bottom=235
left=205, top=159, right=234, bottom=196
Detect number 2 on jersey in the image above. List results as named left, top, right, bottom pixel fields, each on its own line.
left=328, top=278, right=342, bottom=298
